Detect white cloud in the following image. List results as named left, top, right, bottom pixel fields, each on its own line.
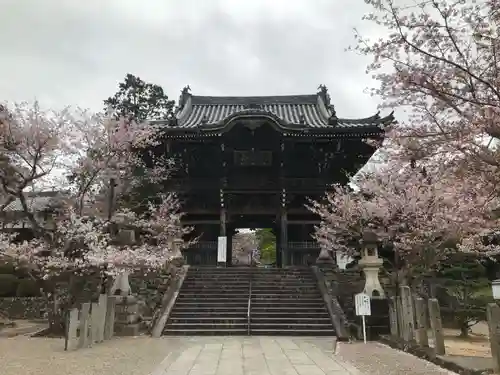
left=0, top=0, right=387, bottom=119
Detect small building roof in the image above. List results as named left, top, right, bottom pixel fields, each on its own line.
left=150, top=86, right=394, bottom=136
left=2, top=191, right=68, bottom=212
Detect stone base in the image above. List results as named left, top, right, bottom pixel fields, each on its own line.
left=316, top=257, right=334, bottom=265
left=217, top=262, right=226, bottom=267
left=114, top=323, right=140, bottom=336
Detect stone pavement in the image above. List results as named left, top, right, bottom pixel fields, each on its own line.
left=149, top=337, right=459, bottom=375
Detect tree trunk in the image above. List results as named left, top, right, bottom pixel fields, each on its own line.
left=459, top=324, right=469, bottom=338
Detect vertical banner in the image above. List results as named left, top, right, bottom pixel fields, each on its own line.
left=217, top=236, right=227, bottom=263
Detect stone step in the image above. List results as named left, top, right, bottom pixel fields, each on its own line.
left=163, top=328, right=247, bottom=336
left=249, top=322, right=334, bottom=329
left=175, top=299, right=248, bottom=308
left=175, top=298, right=249, bottom=304
left=254, top=279, right=315, bottom=282
left=251, top=290, right=321, bottom=295
left=181, top=285, right=249, bottom=294
left=178, top=294, right=250, bottom=299
left=168, top=316, right=247, bottom=324
left=172, top=306, right=248, bottom=313
left=251, top=295, right=322, bottom=301
left=170, top=311, right=247, bottom=317
left=182, top=277, right=251, bottom=281
left=251, top=303, right=326, bottom=309
left=251, top=296, right=324, bottom=302
left=250, top=316, right=332, bottom=323
left=166, top=322, right=247, bottom=330
left=249, top=328, right=335, bottom=336
left=250, top=308, right=328, bottom=314
left=252, top=282, right=318, bottom=290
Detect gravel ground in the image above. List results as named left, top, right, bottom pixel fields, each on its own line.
left=0, top=335, right=179, bottom=375
left=336, top=342, right=459, bottom=375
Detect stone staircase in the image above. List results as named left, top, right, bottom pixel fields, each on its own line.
left=250, top=267, right=335, bottom=335
left=163, top=266, right=336, bottom=336
left=163, top=267, right=251, bottom=335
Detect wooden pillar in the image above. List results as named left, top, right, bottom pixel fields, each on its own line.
left=226, top=227, right=234, bottom=266
left=279, top=140, right=288, bottom=268
left=218, top=187, right=227, bottom=266
left=274, top=226, right=282, bottom=268
left=280, top=208, right=288, bottom=267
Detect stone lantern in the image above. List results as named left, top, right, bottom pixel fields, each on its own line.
left=316, top=246, right=334, bottom=264
left=110, top=228, right=136, bottom=297
left=171, top=238, right=184, bottom=259
left=359, top=230, right=385, bottom=299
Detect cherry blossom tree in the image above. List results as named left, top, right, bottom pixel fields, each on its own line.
left=308, top=161, right=500, bottom=286
left=353, top=0, right=499, bottom=190
left=0, top=101, right=187, bottom=334
left=232, top=231, right=259, bottom=265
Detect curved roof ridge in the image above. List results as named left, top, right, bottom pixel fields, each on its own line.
left=191, top=94, right=318, bottom=106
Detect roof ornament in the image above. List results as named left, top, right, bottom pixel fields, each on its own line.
left=318, top=84, right=338, bottom=126
left=317, top=84, right=331, bottom=106
left=178, top=85, right=191, bottom=110
left=166, top=112, right=177, bottom=127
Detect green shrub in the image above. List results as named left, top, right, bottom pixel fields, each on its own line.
left=0, top=274, right=19, bottom=297
left=16, top=279, right=41, bottom=297
left=0, top=259, right=16, bottom=274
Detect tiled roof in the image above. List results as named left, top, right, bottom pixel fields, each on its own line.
left=3, top=191, right=67, bottom=212
left=153, top=90, right=395, bottom=131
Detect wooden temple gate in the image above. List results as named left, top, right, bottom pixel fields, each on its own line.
left=153, top=86, right=393, bottom=267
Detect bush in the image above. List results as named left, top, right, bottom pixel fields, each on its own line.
left=0, top=259, right=17, bottom=274
left=0, top=274, right=19, bottom=297
left=16, top=279, right=41, bottom=297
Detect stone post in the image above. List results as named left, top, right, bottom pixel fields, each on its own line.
left=414, top=297, right=429, bottom=347
left=103, top=296, right=116, bottom=340
left=389, top=296, right=399, bottom=337
left=65, top=308, right=79, bottom=351
left=78, top=302, right=91, bottom=348
left=400, top=286, right=415, bottom=342
left=358, top=231, right=385, bottom=298
left=396, top=295, right=404, bottom=339
left=486, top=303, right=500, bottom=371
left=428, top=298, right=445, bottom=355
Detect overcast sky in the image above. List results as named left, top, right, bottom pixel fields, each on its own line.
left=0, top=0, right=389, bottom=118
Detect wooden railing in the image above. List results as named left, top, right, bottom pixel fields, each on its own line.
left=167, top=178, right=330, bottom=191
left=287, top=241, right=321, bottom=249
left=185, top=241, right=218, bottom=250
left=184, top=241, right=319, bottom=251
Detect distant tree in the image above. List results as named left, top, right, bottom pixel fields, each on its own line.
left=104, top=74, right=175, bottom=122
left=232, top=231, right=258, bottom=265
left=103, top=74, right=176, bottom=212
left=255, top=228, right=276, bottom=264
left=437, top=252, right=492, bottom=338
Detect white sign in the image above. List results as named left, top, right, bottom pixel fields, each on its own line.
left=217, top=236, right=227, bottom=263
left=355, top=293, right=371, bottom=316
left=336, top=251, right=353, bottom=270
left=355, top=292, right=371, bottom=344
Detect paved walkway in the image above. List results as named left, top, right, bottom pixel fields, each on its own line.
left=150, top=337, right=459, bottom=375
